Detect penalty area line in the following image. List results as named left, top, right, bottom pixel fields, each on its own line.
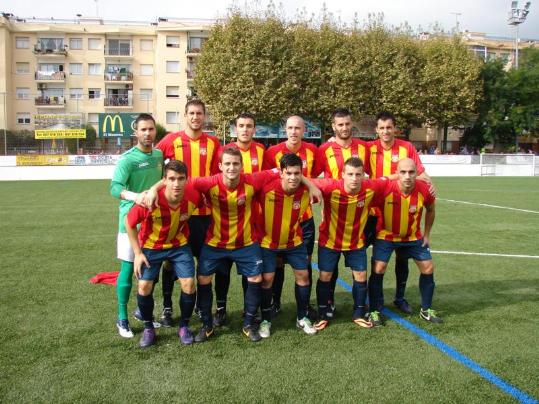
left=311, top=263, right=538, bottom=404
left=431, top=250, right=539, bottom=259
left=438, top=198, right=539, bottom=214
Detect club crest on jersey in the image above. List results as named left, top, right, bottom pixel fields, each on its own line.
left=292, top=201, right=301, bottom=210
left=180, top=213, right=189, bottom=221
left=409, top=205, right=417, bottom=213
left=237, top=196, right=246, bottom=206
left=200, top=147, right=207, bottom=156
left=251, top=158, right=258, bottom=166
left=391, top=154, right=400, bottom=163
left=302, top=160, right=307, bottom=168
left=357, top=200, right=365, bottom=208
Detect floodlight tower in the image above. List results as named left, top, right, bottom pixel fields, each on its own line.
left=508, top=1, right=531, bottom=68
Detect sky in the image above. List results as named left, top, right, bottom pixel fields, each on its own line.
left=2, top=0, right=539, bottom=39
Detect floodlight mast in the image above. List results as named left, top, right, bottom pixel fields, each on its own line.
left=507, top=1, right=531, bottom=68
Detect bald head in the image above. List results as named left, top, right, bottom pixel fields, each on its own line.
left=397, top=158, right=417, bottom=192
left=285, top=115, right=305, bottom=149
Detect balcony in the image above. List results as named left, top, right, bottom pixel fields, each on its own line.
left=35, top=71, right=66, bottom=82
left=104, top=46, right=133, bottom=58
left=33, top=44, right=68, bottom=57
left=186, top=69, right=195, bottom=80
left=35, top=96, right=66, bottom=108
left=104, top=95, right=133, bottom=108
left=104, top=72, right=134, bottom=82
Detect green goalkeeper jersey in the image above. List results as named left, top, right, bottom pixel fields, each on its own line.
left=110, top=146, right=163, bottom=232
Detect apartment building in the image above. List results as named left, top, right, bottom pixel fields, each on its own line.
left=0, top=14, right=209, bottom=134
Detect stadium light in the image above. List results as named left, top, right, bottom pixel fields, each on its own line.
left=507, top=1, right=532, bottom=69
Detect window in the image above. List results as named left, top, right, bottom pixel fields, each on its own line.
left=16, top=62, right=30, bottom=74
left=188, top=36, right=207, bottom=51
left=16, top=37, right=29, bottom=49
left=69, top=63, right=82, bottom=75
left=140, top=64, right=153, bottom=76
left=17, top=113, right=31, bottom=124
left=166, top=61, right=180, bottom=73
left=88, top=89, right=101, bottom=99
left=87, top=113, right=99, bottom=124
left=88, top=38, right=101, bottom=50
left=16, top=88, right=30, bottom=99
left=37, top=38, right=64, bottom=52
left=107, top=39, right=131, bottom=56
left=166, top=36, right=180, bottom=48
left=69, top=38, right=83, bottom=50
left=88, top=63, right=101, bottom=75
left=140, top=39, right=153, bottom=51
left=70, top=88, right=83, bottom=99
left=140, top=88, right=153, bottom=100
left=166, top=111, right=179, bottom=124
left=166, top=86, right=179, bottom=98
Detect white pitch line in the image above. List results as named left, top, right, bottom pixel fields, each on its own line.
left=438, top=198, right=539, bottom=214
left=432, top=250, right=539, bottom=259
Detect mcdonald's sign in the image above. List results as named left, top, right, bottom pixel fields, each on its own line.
left=98, top=113, right=141, bottom=138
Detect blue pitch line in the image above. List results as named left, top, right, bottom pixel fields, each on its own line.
left=311, top=263, right=538, bottom=404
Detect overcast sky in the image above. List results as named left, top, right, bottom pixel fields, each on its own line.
left=3, top=0, right=538, bottom=39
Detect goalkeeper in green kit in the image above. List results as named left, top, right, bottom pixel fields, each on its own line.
left=109, top=113, right=163, bottom=338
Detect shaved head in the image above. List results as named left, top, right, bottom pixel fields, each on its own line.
left=397, top=158, right=416, bottom=172
left=396, top=158, right=417, bottom=193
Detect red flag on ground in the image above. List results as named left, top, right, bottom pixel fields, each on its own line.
left=90, top=271, right=119, bottom=286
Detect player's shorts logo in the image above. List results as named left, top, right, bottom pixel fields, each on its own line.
left=391, top=154, right=400, bottom=163
left=200, top=147, right=207, bottom=156
left=237, top=197, right=245, bottom=206
left=292, top=201, right=301, bottom=210
left=409, top=205, right=417, bottom=213
left=251, top=158, right=258, bottom=166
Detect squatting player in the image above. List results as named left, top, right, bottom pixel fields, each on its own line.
left=212, top=112, right=265, bottom=327
left=257, top=153, right=317, bottom=337
left=264, top=115, right=321, bottom=316
left=110, top=113, right=163, bottom=338
left=125, top=161, right=202, bottom=348
left=317, top=107, right=369, bottom=318
left=155, top=99, right=220, bottom=326
left=368, top=158, right=442, bottom=325
left=312, top=157, right=386, bottom=331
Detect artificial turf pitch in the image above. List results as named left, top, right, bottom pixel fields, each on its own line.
left=1, top=177, right=538, bottom=403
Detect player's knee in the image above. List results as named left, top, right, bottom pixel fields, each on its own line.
left=247, top=274, right=262, bottom=283
left=295, top=270, right=309, bottom=286
left=374, top=262, right=387, bottom=274
left=262, top=273, right=274, bottom=289
left=138, top=281, right=153, bottom=296
left=197, top=275, right=212, bottom=285
left=419, top=260, right=434, bottom=275
left=179, top=277, right=195, bottom=294
left=352, top=270, right=367, bottom=282
left=319, top=271, right=332, bottom=282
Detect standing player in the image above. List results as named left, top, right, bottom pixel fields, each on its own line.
left=110, top=113, right=163, bottom=338
left=368, top=158, right=442, bottom=325
left=258, top=153, right=317, bottom=337
left=367, top=111, right=433, bottom=314
left=264, top=115, right=320, bottom=315
left=125, top=161, right=201, bottom=348
left=312, top=158, right=386, bottom=331
left=155, top=100, right=220, bottom=326
left=317, top=108, right=369, bottom=317
left=212, top=112, right=265, bottom=326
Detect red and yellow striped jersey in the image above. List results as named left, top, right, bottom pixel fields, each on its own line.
left=258, top=179, right=310, bottom=249
left=126, top=186, right=201, bottom=250
left=221, top=141, right=265, bottom=174
left=318, top=139, right=369, bottom=179
left=368, top=138, right=425, bottom=179
left=192, top=171, right=279, bottom=249
left=315, top=178, right=387, bottom=251
left=263, top=141, right=321, bottom=221
left=156, top=131, right=220, bottom=215
left=376, top=180, right=435, bottom=242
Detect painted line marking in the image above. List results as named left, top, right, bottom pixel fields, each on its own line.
left=438, top=198, right=539, bottom=214
left=312, top=263, right=538, bottom=404
left=431, top=250, right=539, bottom=259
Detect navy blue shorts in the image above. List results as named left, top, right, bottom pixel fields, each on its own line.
left=139, top=245, right=195, bottom=281
left=317, top=245, right=367, bottom=272
left=261, top=244, right=308, bottom=273
left=300, top=218, right=315, bottom=256
left=373, top=239, right=432, bottom=263
left=188, top=215, right=211, bottom=258
left=199, top=243, right=263, bottom=277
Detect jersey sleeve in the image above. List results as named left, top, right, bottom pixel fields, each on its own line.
left=407, top=144, right=425, bottom=175
left=311, top=178, right=339, bottom=194
left=155, top=133, right=175, bottom=160
left=126, top=204, right=147, bottom=228
left=370, top=178, right=390, bottom=207
left=419, top=181, right=435, bottom=206
left=362, top=145, right=371, bottom=177
left=262, top=147, right=277, bottom=170
left=308, top=143, right=322, bottom=177
left=190, top=175, right=217, bottom=194
left=110, top=157, right=131, bottom=199
left=249, top=169, right=280, bottom=190
left=209, top=137, right=222, bottom=175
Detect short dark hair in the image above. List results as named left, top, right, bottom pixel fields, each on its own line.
left=375, top=111, right=396, bottom=126
left=185, top=99, right=206, bottom=114
left=220, top=146, right=242, bottom=162
left=344, top=157, right=364, bottom=169
left=164, top=160, right=188, bottom=177
left=279, top=153, right=303, bottom=171
left=235, top=112, right=256, bottom=126
left=331, top=108, right=351, bottom=121
left=134, top=113, right=155, bottom=129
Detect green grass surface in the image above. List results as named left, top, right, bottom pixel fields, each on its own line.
left=1, top=177, right=538, bottom=403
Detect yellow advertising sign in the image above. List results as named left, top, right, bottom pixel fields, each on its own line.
left=34, top=129, right=87, bottom=139
left=16, top=155, right=69, bottom=166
